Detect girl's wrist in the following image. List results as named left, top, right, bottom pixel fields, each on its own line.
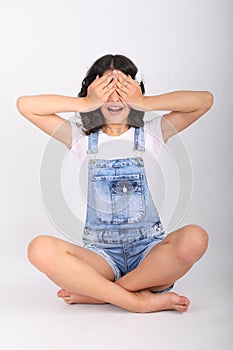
left=140, top=95, right=159, bottom=112
left=79, top=97, right=102, bottom=113
left=78, top=97, right=90, bottom=112
left=129, top=96, right=150, bottom=112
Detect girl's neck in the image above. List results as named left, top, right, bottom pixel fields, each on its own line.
left=101, top=124, right=131, bottom=136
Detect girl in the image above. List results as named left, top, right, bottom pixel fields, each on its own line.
left=17, top=54, right=213, bottom=313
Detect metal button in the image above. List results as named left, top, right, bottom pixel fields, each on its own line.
left=123, top=186, right=127, bottom=193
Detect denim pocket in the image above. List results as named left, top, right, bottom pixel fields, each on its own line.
left=151, top=221, right=166, bottom=238
left=91, top=174, right=146, bottom=224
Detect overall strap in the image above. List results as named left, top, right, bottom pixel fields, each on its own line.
left=134, top=127, right=145, bottom=154
left=87, top=130, right=99, bottom=158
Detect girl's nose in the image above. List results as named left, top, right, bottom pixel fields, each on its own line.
left=108, top=89, right=121, bottom=102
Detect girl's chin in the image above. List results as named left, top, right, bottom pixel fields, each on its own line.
left=104, top=118, right=129, bottom=125
left=103, top=113, right=129, bottom=124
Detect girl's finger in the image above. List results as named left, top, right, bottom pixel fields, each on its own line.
left=117, top=70, right=136, bottom=86
left=116, top=79, right=129, bottom=92
left=116, top=70, right=127, bottom=78
left=117, top=70, right=133, bottom=80
left=116, top=74, right=131, bottom=90
left=116, top=86, right=126, bottom=98
left=101, top=77, right=115, bottom=89
left=104, top=86, right=117, bottom=98
left=99, top=74, right=114, bottom=90
left=102, top=80, right=116, bottom=95
left=93, top=72, right=111, bottom=88
left=116, top=72, right=124, bottom=83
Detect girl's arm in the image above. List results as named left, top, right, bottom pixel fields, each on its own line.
left=114, top=71, right=214, bottom=143
left=142, top=90, right=214, bottom=143
left=16, top=71, right=115, bottom=149
left=16, top=94, right=90, bottom=149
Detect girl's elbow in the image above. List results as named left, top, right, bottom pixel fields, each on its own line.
left=203, top=91, right=214, bottom=110
left=16, top=96, right=28, bottom=115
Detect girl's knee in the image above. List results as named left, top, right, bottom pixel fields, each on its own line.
left=27, top=234, right=56, bottom=269
left=177, top=224, right=209, bottom=265
left=188, top=224, right=209, bottom=252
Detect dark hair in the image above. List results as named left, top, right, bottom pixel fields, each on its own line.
left=77, top=54, right=145, bottom=135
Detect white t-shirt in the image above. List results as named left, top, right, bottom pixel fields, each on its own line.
left=68, top=114, right=166, bottom=161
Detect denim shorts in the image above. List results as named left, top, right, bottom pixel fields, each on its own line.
left=82, top=222, right=174, bottom=294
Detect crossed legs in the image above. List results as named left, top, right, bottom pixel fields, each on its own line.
left=28, top=224, right=208, bottom=313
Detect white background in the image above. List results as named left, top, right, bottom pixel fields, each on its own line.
left=0, top=0, right=232, bottom=349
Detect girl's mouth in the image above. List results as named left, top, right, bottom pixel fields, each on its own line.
left=107, top=107, right=124, bottom=115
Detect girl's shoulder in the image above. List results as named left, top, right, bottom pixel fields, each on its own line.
left=144, top=114, right=163, bottom=129
left=144, top=114, right=166, bottom=146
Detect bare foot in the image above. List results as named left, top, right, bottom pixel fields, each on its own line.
left=136, top=289, right=190, bottom=313
left=57, top=289, right=107, bottom=305
left=57, top=288, right=190, bottom=313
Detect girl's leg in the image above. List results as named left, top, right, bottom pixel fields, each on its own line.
left=115, top=224, right=209, bottom=292
left=28, top=234, right=190, bottom=312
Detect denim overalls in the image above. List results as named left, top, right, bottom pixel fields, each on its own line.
left=82, top=126, right=174, bottom=293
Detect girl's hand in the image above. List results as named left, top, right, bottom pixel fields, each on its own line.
left=83, top=72, right=116, bottom=111
left=114, top=70, right=146, bottom=111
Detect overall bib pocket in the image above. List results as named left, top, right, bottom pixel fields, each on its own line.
left=91, top=174, right=146, bottom=224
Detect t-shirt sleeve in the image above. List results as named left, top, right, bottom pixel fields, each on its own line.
left=144, top=114, right=165, bottom=145
left=69, top=121, right=80, bottom=148
left=143, top=114, right=166, bottom=158
left=68, top=121, right=87, bottom=156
